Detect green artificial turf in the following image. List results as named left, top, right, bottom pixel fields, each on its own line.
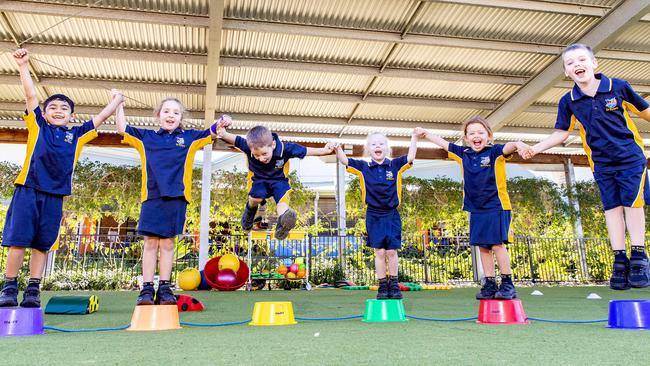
left=1, top=287, right=650, bottom=365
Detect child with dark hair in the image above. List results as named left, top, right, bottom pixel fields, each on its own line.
left=0, top=48, right=123, bottom=307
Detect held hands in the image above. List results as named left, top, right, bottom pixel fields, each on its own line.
left=211, top=114, right=233, bottom=135
left=13, top=48, right=29, bottom=66
left=515, top=141, right=535, bottom=159
left=110, top=89, right=124, bottom=104
left=324, top=141, right=337, bottom=153
left=413, top=127, right=427, bottom=139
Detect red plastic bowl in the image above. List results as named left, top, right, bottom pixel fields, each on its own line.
left=203, top=256, right=249, bottom=291
left=477, top=299, right=528, bottom=324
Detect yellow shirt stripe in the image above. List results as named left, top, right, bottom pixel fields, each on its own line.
left=122, top=132, right=148, bottom=202
left=15, top=111, right=41, bottom=185
left=183, top=135, right=213, bottom=202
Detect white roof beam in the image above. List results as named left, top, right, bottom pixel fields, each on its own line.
left=428, top=0, right=609, bottom=16
left=487, top=0, right=650, bottom=132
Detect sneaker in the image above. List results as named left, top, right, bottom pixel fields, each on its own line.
left=610, top=261, right=631, bottom=290
left=388, top=278, right=403, bottom=300
left=475, top=278, right=498, bottom=300
left=241, top=203, right=259, bottom=231
left=0, top=282, right=18, bottom=307
left=136, top=285, right=155, bottom=306
left=19, top=286, right=41, bottom=308
left=275, top=208, right=297, bottom=240
left=629, top=257, right=650, bottom=288
left=155, top=284, right=177, bottom=305
left=494, top=281, right=517, bottom=300
left=253, top=217, right=269, bottom=231
left=377, top=279, right=389, bottom=300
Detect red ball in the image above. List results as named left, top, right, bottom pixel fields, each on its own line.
left=215, top=269, right=238, bottom=287
left=289, top=264, right=299, bottom=273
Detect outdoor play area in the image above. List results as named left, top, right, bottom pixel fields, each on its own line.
left=2, top=0, right=650, bottom=365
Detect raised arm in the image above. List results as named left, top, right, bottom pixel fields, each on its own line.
left=528, top=129, right=571, bottom=158
left=407, top=130, right=418, bottom=163
left=414, top=127, right=450, bottom=151
left=13, top=48, right=38, bottom=112
left=92, top=89, right=124, bottom=129
left=334, top=143, right=349, bottom=166
left=216, top=127, right=237, bottom=145
left=115, top=99, right=127, bottom=135
left=306, top=141, right=336, bottom=157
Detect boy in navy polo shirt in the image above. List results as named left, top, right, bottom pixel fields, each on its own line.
left=334, top=132, right=418, bottom=299
left=0, top=48, right=123, bottom=307
left=217, top=124, right=335, bottom=240
left=116, top=97, right=219, bottom=305
left=416, top=118, right=530, bottom=299
left=524, top=44, right=650, bottom=290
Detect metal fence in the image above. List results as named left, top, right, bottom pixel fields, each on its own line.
left=0, top=232, right=624, bottom=286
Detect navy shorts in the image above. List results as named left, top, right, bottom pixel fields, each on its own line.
left=138, top=197, right=188, bottom=238
left=2, top=186, right=63, bottom=251
left=365, top=208, right=402, bottom=250
left=593, top=163, right=650, bottom=211
left=469, top=210, right=512, bottom=248
left=249, top=179, right=292, bottom=204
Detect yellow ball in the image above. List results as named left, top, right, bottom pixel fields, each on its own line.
left=178, top=268, right=201, bottom=290
left=286, top=272, right=297, bottom=279
left=218, top=254, right=241, bottom=272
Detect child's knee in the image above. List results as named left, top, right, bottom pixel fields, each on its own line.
left=386, top=250, right=398, bottom=259
left=248, top=197, right=263, bottom=206
left=375, top=248, right=386, bottom=259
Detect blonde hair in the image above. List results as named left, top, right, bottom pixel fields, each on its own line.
left=461, top=116, right=493, bottom=140
left=364, top=132, right=390, bottom=156
left=154, top=97, right=186, bottom=128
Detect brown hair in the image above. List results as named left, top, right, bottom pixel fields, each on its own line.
left=246, top=125, right=274, bottom=149
left=461, top=116, right=493, bottom=138
left=154, top=97, right=186, bottom=128
left=561, top=43, right=594, bottom=60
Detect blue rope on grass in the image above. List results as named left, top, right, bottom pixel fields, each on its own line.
left=527, top=316, right=607, bottom=324
left=180, top=319, right=251, bottom=327
left=407, top=315, right=478, bottom=322
left=43, top=325, right=129, bottom=333
left=295, top=315, right=364, bottom=321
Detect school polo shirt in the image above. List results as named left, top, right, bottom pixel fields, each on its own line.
left=346, top=156, right=412, bottom=211
left=555, top=74, right=649, bottom=172
left=122, top=126, right=213, bottom=202
left=15, top=107, right=97, bottom=196
left=448, top=143, right=511, bottom=213
left=234, top=133, right=307, bottom=181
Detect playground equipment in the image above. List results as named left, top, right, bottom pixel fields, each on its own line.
left=477, top=299, right=528, bottom=324
left=249, top=301, right=297, bottom=326
left=246, top=230, right=311, bottom=291
left=363, top=299, right=408, bottom=323
left=204, top=255, right=249, bottom=291
left=608, top=300, right=650, bottom=329
left=44, top=295, right=99, bottom=315
left=177, top=268, right=201, bottom=291
left=127, top=305, right=181, bottom=331
left=0, top=308, right=44, bottom=336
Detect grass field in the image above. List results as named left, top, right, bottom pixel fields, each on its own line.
left=1, top=286, right=650, bottom=365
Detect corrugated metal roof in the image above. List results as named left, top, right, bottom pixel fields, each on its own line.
left=388, top=45, right=554, bottom=76
left=220, top=65, right=371, bottom=94
left=0, top=0, right=648, bottom=157
left=411, top=2, right=598, bottom=45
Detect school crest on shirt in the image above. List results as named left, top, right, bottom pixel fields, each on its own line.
left=175, top=137, right=185, bottom=148
left=604, top=97, right=618, bottom=111
left=275, top=159, right=285, bottom=169
left=480, top=156, right=491, bottom=166
left=386, top=171, right=394, bottom=180
left=64, top=131, right=74, bottom=144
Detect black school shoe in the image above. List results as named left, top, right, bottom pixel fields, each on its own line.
left=0, top=282, right=18, bottom=307
left=387, top=278, right=403, bottom=300
left=155, top=284, right=177, bottom=305
left=376, top=279, right=389, bottom=300
left=136, top=284, right=155, bottom=306
left=19, top=286, right=41, bottom=308
left=275, top=208, right=297, bottom=240
left=494, top=281, right=517, bottom=300
left=475, top=278, right=498, bottom=300
left=241, top=203, right=259, bottom=231
left=629, top=257, right=650, bottom=288
left=610, top=261, right=631, bottom=290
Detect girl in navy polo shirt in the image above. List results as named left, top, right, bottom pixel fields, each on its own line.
left=116, top=98, right=219, bottom=305
left=334, top=132, right=418, bottom=300
left=416, top=117, right=530, bottom=300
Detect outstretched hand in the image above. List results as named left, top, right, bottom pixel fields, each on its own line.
left=211, top=114, right=233, bottom=134
left=413, top=127, right=427, bottom=138
left=516, top=142, right=535, bottom=159
left=111, top=89, right=124, bottom=104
